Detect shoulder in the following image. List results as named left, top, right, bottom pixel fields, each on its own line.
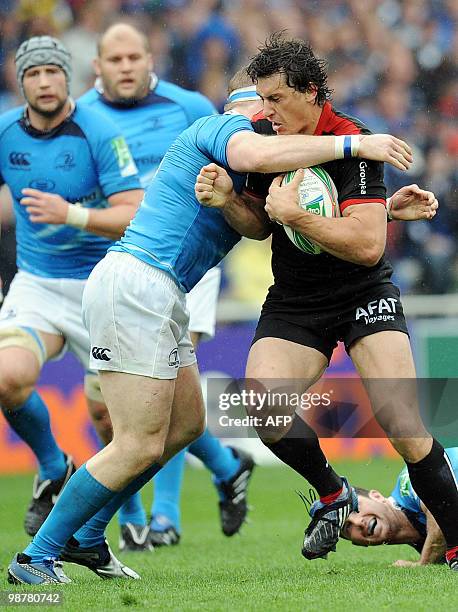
left=77, top=88, right=100, bottom=107
left=73, top=103, right=121, bottom=140
left=156, top=80, right=216, bottom=118
left=0, top=106, right=23, bottom=138
left=197, top=113, right=251, bottom=136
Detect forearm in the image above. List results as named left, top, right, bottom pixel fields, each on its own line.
left=229, top=133, right=351, bottom=174
left=221, top=192, right=271, bottom=240
left=419, top=509, right=446, bottom=565
left=419, top=532, right=446, bottom=565
left=257, top=135, right=338, bottom=174
left=85, top=205, right=137, bottom=240
left=285, top=208, right=386, bottom=266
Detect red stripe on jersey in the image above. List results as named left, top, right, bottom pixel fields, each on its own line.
left=251, top=110, right=265, bottom=122
left=314, top=102, right=362, bottom=136
left=340, top=198, right=386, bottom=213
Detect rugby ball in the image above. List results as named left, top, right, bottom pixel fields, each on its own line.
left=282, top=166, right=339, bottom=255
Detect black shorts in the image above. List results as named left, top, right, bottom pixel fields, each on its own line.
left=252, top=282, right=409, bottom=362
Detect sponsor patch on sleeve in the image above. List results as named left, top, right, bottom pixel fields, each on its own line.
left=111, top=136, right=138, bottom=177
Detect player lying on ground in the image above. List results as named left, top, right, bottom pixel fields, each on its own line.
left=7, top=65, right=416, bottom=584
left=342, top=447, right=458, bottom=567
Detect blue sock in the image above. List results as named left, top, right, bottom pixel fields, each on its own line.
left=2, top=391, right=66, bottom=480
left=189, top=429, right=240, bottom=481
left=74, top=463, right=161, bottom=548
left=151, top=450, right=186, bottom=532
left=118, top=491, right=147, bottom=527
left=24, top=465, right=114, bottom=562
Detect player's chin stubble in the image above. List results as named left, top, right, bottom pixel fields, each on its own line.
left=28, top=97, right=68, bottom=120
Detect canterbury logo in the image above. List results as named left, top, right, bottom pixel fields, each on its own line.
left=9, top=151, right=31, bottom=166
left=91, top=346, right=111, bottom=361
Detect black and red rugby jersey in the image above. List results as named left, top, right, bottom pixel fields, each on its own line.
left=247, top=102, right=393, bottom=298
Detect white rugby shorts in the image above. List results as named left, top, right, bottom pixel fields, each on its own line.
left=82, top=251, right=196, bottom=379
left=186, top=267, right=221, bottom=341
left=0, top=270, right=91, bottom=367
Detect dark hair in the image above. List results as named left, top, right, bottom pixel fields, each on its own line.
left=247, top=32, right=332, bottom=106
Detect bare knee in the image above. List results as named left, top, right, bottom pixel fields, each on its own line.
left=0, top=372, right=33, bottom=409
left=165, top=413, right=205, bottom=460
left=0, top=349, right=40, bottom=408
left=389, top=436, right=433, bottom=463
left=87, top=400, right=113, bottom=445
left=113, top=433, right=166, bottom=472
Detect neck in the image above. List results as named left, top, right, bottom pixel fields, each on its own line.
left=27, top=98, right=73, bottom=132
left=387, top=504, right=422, bottom=545
left=300, top=103, right=322, bottom=135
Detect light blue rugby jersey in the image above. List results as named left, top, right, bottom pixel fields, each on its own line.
left=110, top=113, right=252, bottom=292
left=0, top=104, right=140, bottom=279
left=390, top=447, right=458, bottom=525
left=79, top=79, right=217, bottom=187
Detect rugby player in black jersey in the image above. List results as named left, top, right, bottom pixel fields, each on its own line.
left=194, top=34, right=458, bottom=572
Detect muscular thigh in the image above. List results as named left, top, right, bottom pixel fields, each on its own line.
left=246, top=338, right=327, bottom=440
left=350, top=331, right=425, bottom=437
left=247, top=337, right=327, bottom=382
left=349, top=330, right=416, bottom=378
left=162, top=363, right=205, bottom=461
left=98, top=370, right=175, bottom=440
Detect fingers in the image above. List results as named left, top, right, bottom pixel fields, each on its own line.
left=196, top=173, right=216, bottom=186
left=269, top=175, right=284, bottom=190
left=21, top=187, right=43, bottom=196
left=19, top=197, right=41, bottom=206
left=194, top=183, right=213, bottom=198
left=391, top=136, right=412, bottom=158
left=387, top=152, right=410, bottom=172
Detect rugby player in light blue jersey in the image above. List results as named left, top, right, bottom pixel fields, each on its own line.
left=8, top=60, right=414, bottom=583
left=342, top=448, right=458, bottom=567
left=0, top=36, right=143, bottom=580
left=78, top=23, right=254, bottom=551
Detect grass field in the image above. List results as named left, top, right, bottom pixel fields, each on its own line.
left=1, top=459, right=456, bottom=611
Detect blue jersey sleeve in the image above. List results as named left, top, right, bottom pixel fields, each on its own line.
left=194, top=113, right=253, bottom=168
left=75, top=105, right=141, bottom=197
left=185, top=91, right=217, bottom=123
left=0, top=106, right=23, bottom=187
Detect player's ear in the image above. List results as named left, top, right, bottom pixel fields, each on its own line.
left=93, top=58, right=101, bottom=77
left=368, top=489, right=384, bottom=502
left=147, top=53, right=154, bottom=72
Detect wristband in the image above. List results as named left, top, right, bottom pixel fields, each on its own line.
left=335, top=135, right=360, bottom=159
left=386, top=197, right=393, bottom=221
left=66, top=203, right=89, bottom=229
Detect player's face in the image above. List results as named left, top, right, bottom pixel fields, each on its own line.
left=256, top=73, right=319, bottom=135
left=341, top=492, right=398, bottom=546
left=22, top=65, right=68, bottom=117
left=95, top=34, right=153, bottom=103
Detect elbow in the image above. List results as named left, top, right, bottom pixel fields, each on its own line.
left=237, top=149, right=269, bottom=174
left=360, top=244, right=384, bottom=267
left=251, top=226, right=272, bottom=241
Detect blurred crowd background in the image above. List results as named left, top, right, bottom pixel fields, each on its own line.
left=0, top=0, right=457, bottom=304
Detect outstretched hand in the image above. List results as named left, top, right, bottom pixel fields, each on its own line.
left=388, top=184, right=438, bottom=221
left=358, top=134, right=413, bottom=171
left=194, top=163, right=234, bottom=209
left=393, top=559, right=421, bottom=568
